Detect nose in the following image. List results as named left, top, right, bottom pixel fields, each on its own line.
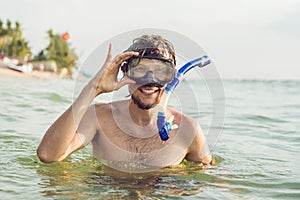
left=144, top=71, right=154, bottom=79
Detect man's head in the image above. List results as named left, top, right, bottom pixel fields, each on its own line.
left=121, top=34, right=177, bottom=110
left=121, top=35, right=176, bottom=86
left=122, top=34, right=176, bottom=67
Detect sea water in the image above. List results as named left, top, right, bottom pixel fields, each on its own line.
left=0, top=74, right=299, bottom=199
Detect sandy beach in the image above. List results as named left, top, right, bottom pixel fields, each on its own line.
left=0, top=66, right=58, bottom=79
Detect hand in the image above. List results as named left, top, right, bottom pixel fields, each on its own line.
left=88, top=44, right=139, bottom=96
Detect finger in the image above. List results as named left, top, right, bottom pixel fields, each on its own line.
left=111, top=51, right=139, bottom=67
left=105, top=43, right=113, bottom=63
left=106, top=51, right=139, bottom=74
left=115, top=77, right=136, bottom=90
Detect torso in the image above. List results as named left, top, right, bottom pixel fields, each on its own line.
left=91, top=100, right=195, bottom=172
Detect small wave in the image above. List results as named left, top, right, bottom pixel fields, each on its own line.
left=34, top=92, right=71, bottom=104
left=47, top=93, right=71, bottom=103
left=229, top=78, right=300, bottom=84
left=245, top=114, right=288, bottom=123
left=15, top=103, right=33, bottom=109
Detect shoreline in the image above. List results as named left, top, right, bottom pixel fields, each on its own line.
left=0, top=66, right=59, bottom=79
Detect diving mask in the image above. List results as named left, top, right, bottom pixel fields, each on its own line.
left=122, top=55, right=176, bottom=87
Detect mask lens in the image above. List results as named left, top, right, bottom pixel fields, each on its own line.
left=127, top=58, right=175, bottom=83
left=154, top=63, right=174, bottom=82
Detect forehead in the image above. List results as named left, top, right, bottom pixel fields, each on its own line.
left=138, top=58, right=167, bottom=66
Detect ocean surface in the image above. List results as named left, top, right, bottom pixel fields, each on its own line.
left=0, top=73, right=299, bottom=199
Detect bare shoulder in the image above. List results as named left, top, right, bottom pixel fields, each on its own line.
left=93, top=100, right=130, bottom=127
left=170, top=108, right=214, bottom=165
left=94, top=100, right=128, bottom=112
left=167, top=106, right=199, bottom=132
left=94, top=102, right=111, bottom=111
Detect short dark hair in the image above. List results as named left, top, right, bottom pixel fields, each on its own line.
left=124, top=34, right=176, bottom=66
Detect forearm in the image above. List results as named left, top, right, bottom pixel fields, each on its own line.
left=37, top=83, right=98, bottom=162
left=37, top=46, right=137, bottom=162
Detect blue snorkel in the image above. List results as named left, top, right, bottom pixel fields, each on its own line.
left=157, top=55, right=211, bottom=141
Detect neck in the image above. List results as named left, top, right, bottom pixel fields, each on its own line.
left=128, top=100, right=157, bottom=126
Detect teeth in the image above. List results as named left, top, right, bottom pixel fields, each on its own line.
left=141, top=89, right=156, bottom=94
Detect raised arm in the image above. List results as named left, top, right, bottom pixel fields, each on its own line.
left=185, top=120, right=216, bottom=166
left=37, top=44, right=138, bottom=162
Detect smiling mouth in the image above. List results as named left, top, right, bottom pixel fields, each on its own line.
left=138, top=83, right=162, bottom=95
left=139, top=88, right=160, bottom=95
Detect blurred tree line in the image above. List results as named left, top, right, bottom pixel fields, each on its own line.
left=0, top=19, right=77, bottom=74
left=0, top=20, right=31, bottom=61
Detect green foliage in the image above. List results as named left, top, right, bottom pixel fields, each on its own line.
left=0, top=19, right=78, bottom=75
left=0, top=19, right=31, bottom=61
left=34, top=29, right=78, bottom=74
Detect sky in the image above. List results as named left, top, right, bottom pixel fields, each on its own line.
left=1, top=0, right=300, bottom=80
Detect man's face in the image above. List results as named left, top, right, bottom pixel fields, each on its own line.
left=128, top=59, right=169, bottom=110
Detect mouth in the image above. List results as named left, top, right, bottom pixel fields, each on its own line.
left=139, top=88, right=160, bottom=95
left=138, top=83, right=162, bottom=95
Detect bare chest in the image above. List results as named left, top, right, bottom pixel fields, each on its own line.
left=97, top=117, right=174, bottom=153
left=91, top=117, right=187, bottom=171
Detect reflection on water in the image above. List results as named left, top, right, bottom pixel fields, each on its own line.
left=36, top=157, right=219, bottom=199
left=1, top=76, right=300, bottom=199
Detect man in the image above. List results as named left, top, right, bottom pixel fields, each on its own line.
left=37, top=35, right=216, bottom=172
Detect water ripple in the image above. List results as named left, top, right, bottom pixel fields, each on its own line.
left=1, top=78, right=300, bottom=199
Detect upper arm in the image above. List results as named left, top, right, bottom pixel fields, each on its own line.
left=57, top=105, right=99, bottom=161
left=185, top=120, right=214, bottom=165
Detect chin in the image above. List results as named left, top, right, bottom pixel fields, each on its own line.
left=129, top=84, right=165, bottom=110
left=131, top=95, right=158, bottom=110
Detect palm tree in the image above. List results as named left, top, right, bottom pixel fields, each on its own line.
left=0, top=20, right=31, bottom=61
